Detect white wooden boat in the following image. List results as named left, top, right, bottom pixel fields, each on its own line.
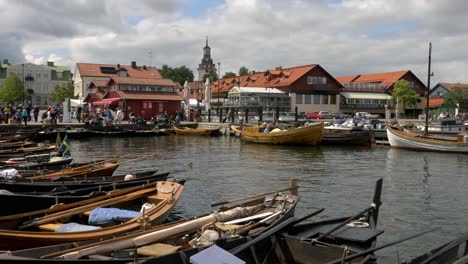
left=387, top=126, right=468, bottom=153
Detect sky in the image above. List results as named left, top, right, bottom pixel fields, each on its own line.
left=1, top=0, right=467, bottom=86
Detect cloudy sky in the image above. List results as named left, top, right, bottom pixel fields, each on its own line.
left=1, top=0, right=467, bottom=85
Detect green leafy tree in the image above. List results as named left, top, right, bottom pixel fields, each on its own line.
left=239, top=66, right=249, bottom=76
left=0, top=73, right=24, bottom=103
left=159, top=64, right=194, bottom=86
left=443, top=86, right=468, bottom=112
left=2, top=59, right=9, bottom=65
left=51, top=82, right=77, bottom=103
left=202, top=70, right=218, bottom=83
left=222, top=72, right=236, bottom=79
left=391, top=80, right=421, bottom=118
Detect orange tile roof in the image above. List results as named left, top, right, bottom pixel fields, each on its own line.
left=335, top=75, right=360, bottom=83
left=89, top=79, right=110, bottom=88
left=115, top=91, right=182, bottom=101
left=110, top=76, right=176, bottom=86
left=77, top=63, right=162, bottom=79
left=353, top=70, right=409, bottom=85
left=429, top=97, right=445, bottom=108
left=438, top=83, right=468, bottom=91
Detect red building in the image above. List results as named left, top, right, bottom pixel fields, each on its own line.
left=82, top=63, right=182, bottom=119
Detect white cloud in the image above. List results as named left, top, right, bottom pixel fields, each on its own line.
left=1, top=0, right=468, bottom=84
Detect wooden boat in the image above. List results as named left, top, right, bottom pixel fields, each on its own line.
left=0, top=141, right=37, bottom=150
left=323, top=125, right=375, bottom=146
left=0, top=145, right=56, bottom=159
left=26, top=158, right=120, bottom=179
left=402, top=232, right=468, bottom=264
left=387, top=126, right=468, bottom=153
left=240, top=122, right=323, bottom=145
left=0, top=181, right=184, bottom=250
left=0, top=171, right=172, bottom=217
left=10, top=184, right=299, bottom=261
left=229, top=124, right=242, bottom=137
left=1, top=156, right=74, bottom=171
left=173, top=126, right=220, bottom=136
left=135, top=179, right=383, bottom=264
left=0, top=170, right=167, bottom=193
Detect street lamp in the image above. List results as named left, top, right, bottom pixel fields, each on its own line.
left=217, top=62, right=220, bottom=110
left=424, top=42, right=432, bottom=135
left=22, top=64, right=25, bottom=105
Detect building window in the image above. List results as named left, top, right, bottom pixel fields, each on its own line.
left=321, top=77, right=327, bottom=85
left=159, top=103, right=163, bottom=112
left=322, top=95, right=328, bottom=104
left=307, top=76, right=318, bottom=84
left=296, top=94, right=303, bottom=104
left=330, top=95, right=336, bottom=104
left=57, top=72, right=63, bottom=79
left=304, top=94, right=311, bottom=104
left=313, top=94, right=320, bottom=104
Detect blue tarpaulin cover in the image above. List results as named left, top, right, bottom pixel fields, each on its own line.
left=88, top=207, right=140, bottom=225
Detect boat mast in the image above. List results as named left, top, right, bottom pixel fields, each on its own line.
left=424, top=42, right=432, bottom=135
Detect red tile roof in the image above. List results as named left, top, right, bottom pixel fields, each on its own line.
left=89, top=79, right=110, bottom=88
left=429, top=97, right=445, bottom=108
left=353, top=70, right=408, bottom=85
left=109, top=76, right=176, bottom=86
left=77, top=63, right=162, bottom=79
left=83, top=92, right=104, bottom=103
left=115, top=91, right=182, bottom=101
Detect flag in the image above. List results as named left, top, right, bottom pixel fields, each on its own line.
left=59, top=135, right=71, bottom=157
left=55, top=132, right=61, bottom=147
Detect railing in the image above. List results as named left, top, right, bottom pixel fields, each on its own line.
left=342, top=83, right=388, bottom=93
left=340, top=103, right=389, bottom=109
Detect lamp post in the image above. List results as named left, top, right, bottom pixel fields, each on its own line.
left=424, top=42, right=432, bottom=135
left=217, top=62, right=220, bottom=110
left=22, top=64, right=25, bottom=105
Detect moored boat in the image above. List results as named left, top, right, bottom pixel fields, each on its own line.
left=240, top=122, right=323, bottom=145
left=0, top=181, right=184, bottom=250
left=387, top=126, right=468, bottom=153
left=173, top=126, right=220, bottom=136
left=323, top=125, right=375, bottom=146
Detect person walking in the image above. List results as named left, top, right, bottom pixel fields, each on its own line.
left=33, top=105, right=40, bottom=123
left=114, top=107, right=123, bottom=126
left=3, top=105, right=10, bottom=124
left=76, top=105, right=83, bottom=123
left=22, top=107, right=28, bottom=126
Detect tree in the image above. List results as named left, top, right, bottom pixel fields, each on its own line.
left=51, top=82, right=77, bottom=103
left=443, top=86, right=468, bottom=113
left=2, top=59, right=9, bottom=65
left=239, top=66, right=249, bottom=76
left=0, top=73, right=24, bottom=103
left=203, top=70, right=218, bottom=83
left=391, top=80, right=420, bottom=118
left=222, top=72, right=236, bottom=79
left=159, top=64, right=194, bottom=86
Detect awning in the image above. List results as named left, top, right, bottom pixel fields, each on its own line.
left=340, top=92, right=391, bottom=100
left=92, top=98, right=121, bottom=106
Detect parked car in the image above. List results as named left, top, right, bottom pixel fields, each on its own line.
left=332, top=112, right=345, bottom=119
left=306, top=111, right=332, bottom=119
left=355, top=112, right=371, bottom=118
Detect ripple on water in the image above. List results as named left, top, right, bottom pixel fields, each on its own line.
left=67, top=136, right=468, bottom=263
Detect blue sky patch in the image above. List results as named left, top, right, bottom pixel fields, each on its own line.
left=182, top=0, right=224, bottom=17
left=368, top=22, right=418, bottom=37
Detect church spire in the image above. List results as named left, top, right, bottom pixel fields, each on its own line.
left=205, top=35, right=208, bottom=47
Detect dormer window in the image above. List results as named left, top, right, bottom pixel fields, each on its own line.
left=118, top=71, right=127, bottom=77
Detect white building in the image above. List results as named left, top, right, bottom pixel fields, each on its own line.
left=0, top=61, right=72, bottom=106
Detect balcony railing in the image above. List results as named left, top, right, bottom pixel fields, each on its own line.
left=342, top=83, right=388, bottom=93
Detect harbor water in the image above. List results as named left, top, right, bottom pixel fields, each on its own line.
left=68, top=135, right=468, bottom=263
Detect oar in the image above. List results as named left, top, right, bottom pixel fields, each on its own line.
left=238, top=208, right=324, bottom=236
left=312, top=204, right=376, bottom=244
left=230, top=217, right=297, bottom=255
left=327, top=227, right=441, bottom=264
left=419, top=232, right=468, bottom=264
left=211, top=186, right=299, bottom=207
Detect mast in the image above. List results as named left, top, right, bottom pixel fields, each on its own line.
left=424, top=42, right=432, bottom=135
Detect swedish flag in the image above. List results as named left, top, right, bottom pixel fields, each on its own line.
left=59, top=135, right=71, bottom=157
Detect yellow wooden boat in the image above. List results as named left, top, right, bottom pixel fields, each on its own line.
left=173, top=126, right=220, bottom=136
left=240, top=122, right=323, bottom=145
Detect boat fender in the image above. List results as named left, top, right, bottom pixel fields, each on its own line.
left=124, top=174, right=136, bottom=181
left=346, top=220, right=369, bottom=228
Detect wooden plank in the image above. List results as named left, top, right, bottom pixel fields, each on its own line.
left=38, top=223, right=63, bottom=231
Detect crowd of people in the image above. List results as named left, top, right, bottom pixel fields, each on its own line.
left=0, top=104, right=60, bottom=126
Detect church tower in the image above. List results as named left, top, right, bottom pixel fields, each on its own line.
left=197, top=36, right=216, bottom=80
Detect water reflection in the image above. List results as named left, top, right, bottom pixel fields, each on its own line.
left=68, top=136, right=468, bottom=263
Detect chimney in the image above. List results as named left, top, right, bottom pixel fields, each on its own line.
left=131, top=61, right=137, bottom=68
left=143, top=65, right=147, bottom=70
left=47, top=61, right=54, bottom=67
left=117, top=64, right=120, bottom=68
